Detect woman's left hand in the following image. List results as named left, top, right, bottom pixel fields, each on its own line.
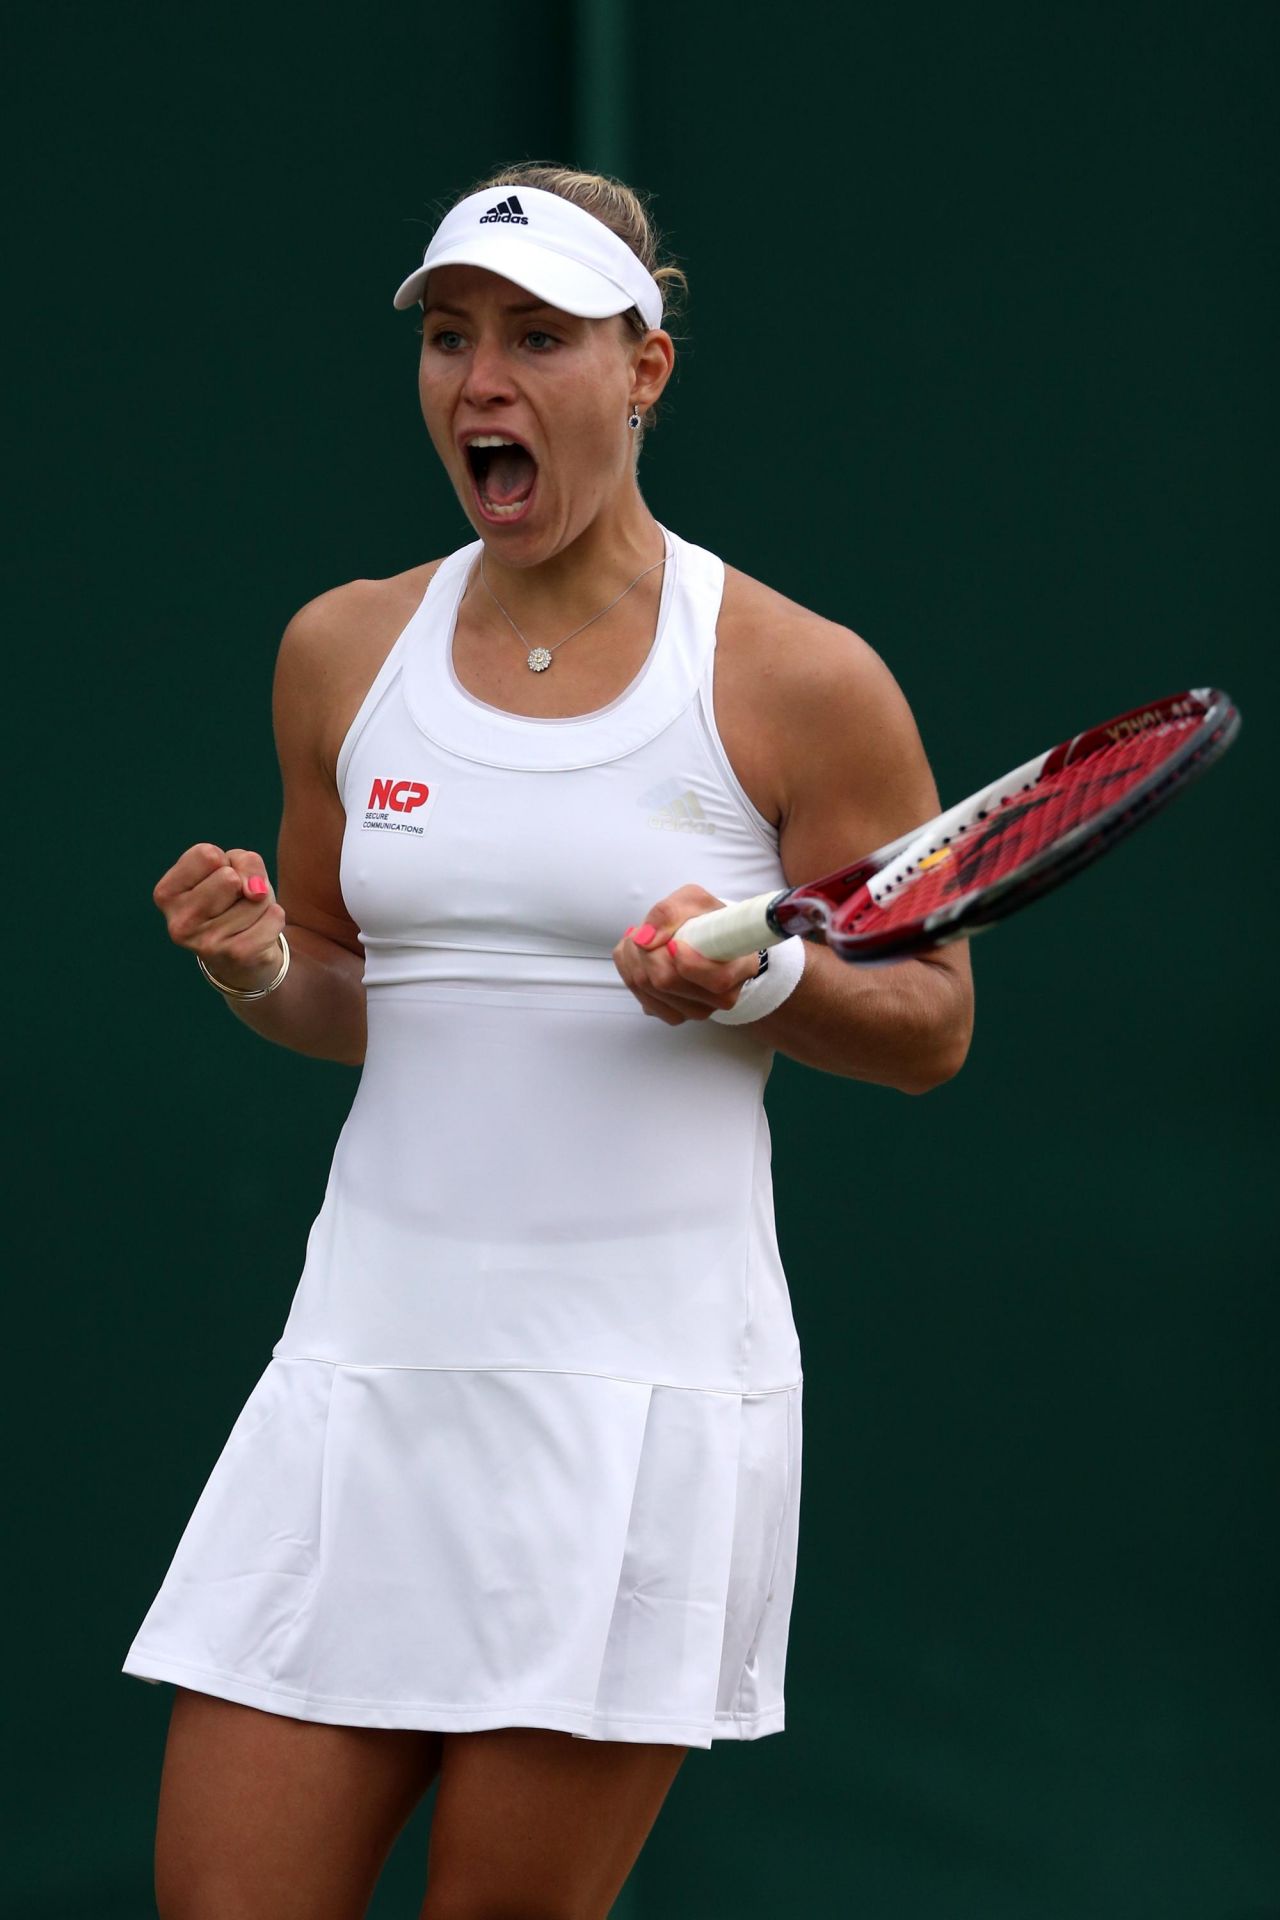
left=612, top=883, right=762, bottom=1024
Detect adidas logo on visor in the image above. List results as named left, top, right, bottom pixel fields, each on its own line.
left=480, top=194, right=529, bottom=226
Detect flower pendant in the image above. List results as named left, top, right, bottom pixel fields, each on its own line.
left=526, top=647, right=553, bottom=672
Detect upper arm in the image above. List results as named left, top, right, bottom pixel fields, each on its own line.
left=773, top=620, right=941, bottom=889
left=270, top=589, right=366, bottom=958
left=767, top=611, right=973, bottom=999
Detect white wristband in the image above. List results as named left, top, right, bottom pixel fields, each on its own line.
left=710, top=934, right=807, bottom=1025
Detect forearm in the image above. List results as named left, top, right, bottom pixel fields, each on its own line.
left=754, top=940, right=973, bottom=1092
left=219, top=924, right=367, bottom=1065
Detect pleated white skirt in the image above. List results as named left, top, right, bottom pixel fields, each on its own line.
left=121, top=1356, right=802, bottom=1747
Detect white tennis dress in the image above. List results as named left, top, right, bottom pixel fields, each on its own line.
left=122, top=526, right=804, bottom=1746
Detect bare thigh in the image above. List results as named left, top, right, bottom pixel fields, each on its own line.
left=420, top=1727, right=689, bottom=1920
left=155, top=1686, right=443, bottom=1920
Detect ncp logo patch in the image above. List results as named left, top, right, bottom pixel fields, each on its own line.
left=362, top=775, right=435, bottom=836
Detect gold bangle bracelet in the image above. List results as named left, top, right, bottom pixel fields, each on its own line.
left=197, top=932, right=291, bottom=1000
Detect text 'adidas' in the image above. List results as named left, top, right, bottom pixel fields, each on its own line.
left=480, top=194, right=528, bottom=226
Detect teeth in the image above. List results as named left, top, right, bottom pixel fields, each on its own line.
left=467, top=435, right=519, bottom=448
left=480, top=496, right=527, bottom=516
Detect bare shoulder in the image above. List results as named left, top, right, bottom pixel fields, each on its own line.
left=716, top=564, right=924, bottom=825
left=274, top=560, right=445, bottom=778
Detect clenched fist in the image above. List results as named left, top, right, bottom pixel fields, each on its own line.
left=154, top=843, right=286, bottom=994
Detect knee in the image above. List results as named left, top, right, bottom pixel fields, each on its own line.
left=420, top=1893, right=605, bottom=1920
left=156, top=1845, right=243, bottom=1920
left=155, top=1872, right=222, bottom=1920
left=154, top=1863, right=196, bottom=1920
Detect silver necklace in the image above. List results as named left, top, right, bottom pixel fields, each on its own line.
left=478, top=548, right=667, bottom=672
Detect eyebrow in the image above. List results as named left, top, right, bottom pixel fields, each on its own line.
left=422, top=298, right=561, bottom=319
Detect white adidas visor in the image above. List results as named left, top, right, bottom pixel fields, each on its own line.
left=392, top=185, right=663, bottom=330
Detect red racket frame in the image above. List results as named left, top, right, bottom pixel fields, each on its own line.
left=763, top=687, right=1240, bottom=962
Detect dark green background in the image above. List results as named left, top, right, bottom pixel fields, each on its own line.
left=8, top=3, right=1275, bottom=1915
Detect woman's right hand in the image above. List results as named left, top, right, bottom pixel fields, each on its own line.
left=154, top=842, right=287, bottom=993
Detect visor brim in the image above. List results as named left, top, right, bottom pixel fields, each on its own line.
left=392, top=236, right=642, bottom=320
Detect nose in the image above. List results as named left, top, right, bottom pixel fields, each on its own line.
left=461, top=335, right=518, bottom=410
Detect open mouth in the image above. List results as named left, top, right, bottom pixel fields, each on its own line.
left=464, top=436, right=538, bottom=520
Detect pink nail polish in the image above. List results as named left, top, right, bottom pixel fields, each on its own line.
left=247, top=876, right=269, bottom=897
left=667, top=939, right=680, bottom=954
left=632, top=924, right=656, bottom=945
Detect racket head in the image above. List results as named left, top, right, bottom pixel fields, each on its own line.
left=770, top=688, right=1240, bottom=961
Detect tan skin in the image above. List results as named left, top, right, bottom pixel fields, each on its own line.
left=150, top=263, right=974, bottom=1918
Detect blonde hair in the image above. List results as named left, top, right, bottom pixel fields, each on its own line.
left=461, top=162, right=688, bottom=441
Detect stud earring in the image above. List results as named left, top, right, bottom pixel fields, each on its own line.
left=627, top=403, right=642, bottom=430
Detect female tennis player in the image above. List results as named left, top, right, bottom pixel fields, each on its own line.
left=124, top=164, right=974, bottom=1919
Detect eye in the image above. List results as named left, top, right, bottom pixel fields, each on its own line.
left=430, top=328, right=465, bottom=352
left=525, top=329, right=558, bottom=351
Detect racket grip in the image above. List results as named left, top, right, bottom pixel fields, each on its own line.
left=675, top=891, right=788, bottom=961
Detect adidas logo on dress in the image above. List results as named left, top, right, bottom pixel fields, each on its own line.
left=480, top=195, right=529, bottom=226
left=638, top=781, right=716, bottom=836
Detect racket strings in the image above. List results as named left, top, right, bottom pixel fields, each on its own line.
left=841, top=718, right=1200, bottom=934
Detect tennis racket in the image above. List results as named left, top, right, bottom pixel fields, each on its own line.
left=677, top=687, right=1240, bottom=964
